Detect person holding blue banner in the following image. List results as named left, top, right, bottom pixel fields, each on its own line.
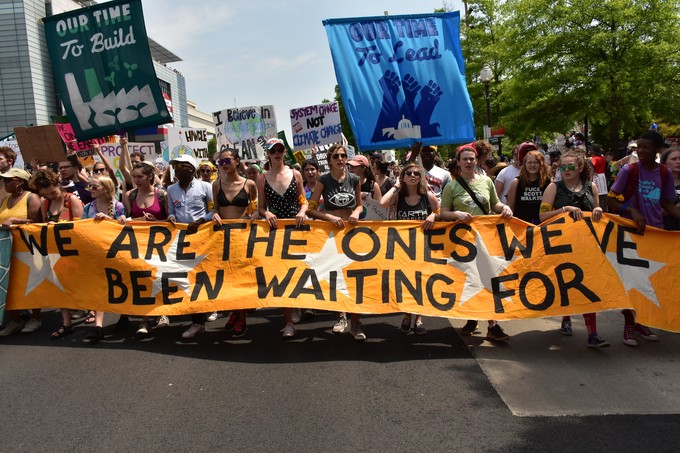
left=307, top=144, right=366, bottom=341
left=440, top=143, right=513, bottom=342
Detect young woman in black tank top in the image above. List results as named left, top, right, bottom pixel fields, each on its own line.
left=540, top=151, right=607, bottom=348
left=506, top=150, right=550, bottom=225
left=380, top=162, right=440, bottom=335
left=257, top=139, right=308, bottom=339
left=212, top=149, right=258, bottom=338
left=308, top=144, right=367, bottom=341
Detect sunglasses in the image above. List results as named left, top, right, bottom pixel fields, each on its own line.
left=404, top=170, right=421, bottom=177
left=87, top=184, right=102, bottom=190
left=217, top=158, right=232, bottom=166
left=200, top=169, right=213, bottom=173
left=560, top=163, right=577, bottom=171
left=331, top=153, right=348, bottom=160
left=173, top=163, right=193, bottom=170
left=269, top=148, right=285, bottom=154
left=92, top=168, right=106, bottom=174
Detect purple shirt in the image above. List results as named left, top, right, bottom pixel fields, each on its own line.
left=611, top=163, right=675, bottom=228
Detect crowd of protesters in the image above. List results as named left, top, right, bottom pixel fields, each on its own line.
left=1, top=129, right=679, bottom=347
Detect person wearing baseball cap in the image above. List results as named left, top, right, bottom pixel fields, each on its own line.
left=348, top=154, right=381, bottom=200
left=166, top=153, right=215, bottom=340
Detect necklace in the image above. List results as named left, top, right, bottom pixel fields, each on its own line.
left=566, top=181, right=582, bottom=192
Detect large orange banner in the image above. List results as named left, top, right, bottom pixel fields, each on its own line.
left=5, top=214, right=679, bottom=331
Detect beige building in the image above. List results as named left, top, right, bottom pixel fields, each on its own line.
left=187, top=100, right=215, bottom=139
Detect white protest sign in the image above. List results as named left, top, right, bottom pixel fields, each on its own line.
left=290, top=102, right=342, bottom=150
left=98, top=142, right=156, bottom=183
left=212, top=106, right=277, bottom=162
left=166, top=127, right=209, bottom=160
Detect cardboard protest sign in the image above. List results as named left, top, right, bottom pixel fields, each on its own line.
left=43, top=0, right=170, bottom=140
left=323, top=12, right=474, bottom=150
left=290, top=102, right=342, bottom=149
left=212, top=106, right=277, bottom=162
left=13, top=126, right=65, bottom=163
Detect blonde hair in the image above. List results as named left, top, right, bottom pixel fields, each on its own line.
left=92, top=175, right=115, bottom=201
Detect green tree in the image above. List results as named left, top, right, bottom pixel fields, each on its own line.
left=334, top=84, right=357, bottom=150
left=207, top=137, right=217, bottom=159
left=501, top=0, right=680, bottom=151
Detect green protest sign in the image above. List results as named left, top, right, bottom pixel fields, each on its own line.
left=43, top=0, right=170, bottom=141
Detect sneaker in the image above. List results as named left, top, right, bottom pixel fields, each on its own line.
left=0, top=320, right=25, bottom=337
left=332, top=314, right=348, bottom=334
left=156, top=316, right=170, bottom=328
left=136, top=322, right=150, bottom=335
left=224, top=312, right=239, bottom=332
left=291, top=308, right=302, bottom=324
left=588, top=334, right=610, bottom=348
left=560, top=319, right=573, bottom=336
left=487, top=324, right=510, bottom=341
left=461, top=320, right=479, bottom=336
left=634, top=323, right=659, bottom=341
left=414, top=320, right=427, bottom=336
left=207, top=312, right=219, bottom=322
left=182, top=323, right=205, bottom=339
left=622, top=325, right=638, bottom=346
left=232, top=320, right=247, bottom=338
left=282, top=322, right=295, bottom=338
left=350, top=320, right=366, bottom=341
left=20, top=318, right=42, bottom=334
left=400, top=315, right=412, bottom=334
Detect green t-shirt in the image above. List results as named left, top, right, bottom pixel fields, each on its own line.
left=441, top=175, right=499, bottom=215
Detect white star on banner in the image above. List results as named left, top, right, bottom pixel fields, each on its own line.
left=144, top=233, right=206, bottom=297
left=605, top=231, right=665, bottom=306
left=447, top=232, right=517, bottom=305
left=301, top=231, right=355, bottom=298
left=15, top=250, right=65, bottom=296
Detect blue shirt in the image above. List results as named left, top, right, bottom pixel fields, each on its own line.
left=166, top=179, right=214, bottom=223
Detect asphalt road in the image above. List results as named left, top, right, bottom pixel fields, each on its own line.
left=1, top=309, right=678, bottom=452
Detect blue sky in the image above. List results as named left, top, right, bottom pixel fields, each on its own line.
left=141, top=0, right=464, bottom=139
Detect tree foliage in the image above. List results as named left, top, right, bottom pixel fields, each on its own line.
left=500, top=0, right=680, bottom=150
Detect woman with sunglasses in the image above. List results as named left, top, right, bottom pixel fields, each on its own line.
left=118, top=162, right=169, bottom=334
left=81, top=175, right=126, bottom=341
left=29, top=169, right=85, bottom=339
left=506, top=148, right=551, bottom=225
left=540, top=150, right=607, bottom=347
left=380, top=162, right=440, bottom=335
left=212, top=148, right=258, bottom=337
left=90, top=142, right=118, bottom=189
left=258, top=138, right=308, bottom=339
left=440, top=143, right=513, bottom=342
left=198, top=161, right=215, bottom=183
left=308, top=144, right=366, bottom=341
left=0, top=169, right=43, bottom=337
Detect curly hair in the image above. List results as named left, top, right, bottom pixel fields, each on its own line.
left=29, top=168, right=60, bottom=193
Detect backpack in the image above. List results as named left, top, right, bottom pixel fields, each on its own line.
left=622, top=162, right=669, bottom=202
left=129, top=187, right=167, bottom=217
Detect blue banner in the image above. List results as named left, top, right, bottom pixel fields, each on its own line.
left=323, top=12, right=474, bottom=151
left=0, top=230, right=11, bottom=322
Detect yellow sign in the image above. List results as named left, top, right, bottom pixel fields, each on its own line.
left=7, top=214, right=680, bottom=331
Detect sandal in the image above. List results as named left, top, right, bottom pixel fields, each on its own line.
left=84, top=311, right=96, bottom=324
left=50, top=324, right=73, bottom=340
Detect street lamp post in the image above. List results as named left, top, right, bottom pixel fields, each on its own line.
left=480, top=63, right=493, bottom=140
